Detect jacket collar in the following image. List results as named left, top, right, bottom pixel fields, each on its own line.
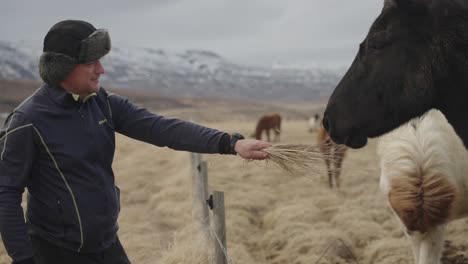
left=43, top=83, right=97, bottom=107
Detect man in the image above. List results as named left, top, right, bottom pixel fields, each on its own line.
left=0, top=20, right=271, bottom=264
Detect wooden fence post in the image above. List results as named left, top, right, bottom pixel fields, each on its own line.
left=190, top=153, right=210, bottom=239
left=210, top=191, right=227, bottom=264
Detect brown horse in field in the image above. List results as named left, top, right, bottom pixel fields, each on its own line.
left=318, top=125, right=348, bottom=188
left=253, top=113, right=282, bottom=142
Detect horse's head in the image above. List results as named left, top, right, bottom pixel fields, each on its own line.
left=323, top=0, right=453, bottom=148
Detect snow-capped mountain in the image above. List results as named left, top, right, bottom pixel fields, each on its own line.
left=0, top=41, right=343, bottom=101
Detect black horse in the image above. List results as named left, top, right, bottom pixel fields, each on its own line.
left=323, top=0, right=468, bottom=149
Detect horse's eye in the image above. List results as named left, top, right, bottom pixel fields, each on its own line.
left=369, top=40, right=385, bottom=51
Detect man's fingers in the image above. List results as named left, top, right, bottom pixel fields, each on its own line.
left=251, top=140, right=272, bottom=150
left=249, top=150, right=269, bottom=160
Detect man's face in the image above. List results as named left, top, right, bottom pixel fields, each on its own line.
left=61, top=60, right=105, bottom=96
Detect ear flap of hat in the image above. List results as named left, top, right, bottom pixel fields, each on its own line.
left=38, top=52, right=77, bottom=85
left=78, top=29, right=111, bottom=63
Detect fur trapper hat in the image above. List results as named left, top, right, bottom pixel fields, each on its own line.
left=39, top=20, right=111, bottom=85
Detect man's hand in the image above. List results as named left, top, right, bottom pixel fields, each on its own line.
left=234, top=139, right=272, bottom=160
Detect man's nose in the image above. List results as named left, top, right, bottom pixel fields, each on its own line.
left=95, top=60, right=105, bottom=74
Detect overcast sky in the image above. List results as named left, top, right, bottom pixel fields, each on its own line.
left=1, top=0, right=384, bottom=69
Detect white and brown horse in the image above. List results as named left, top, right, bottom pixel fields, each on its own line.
left=308, top=114, right=321, bottom=133
left=378, top=110, right=468, bottom=264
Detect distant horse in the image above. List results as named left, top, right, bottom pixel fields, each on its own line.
left=308, top=114, right=321, bottom=133
left=317, top=125, right=347, bottom=188
left=252, top=113, right=281, bottom=142
left=323, top=0, right=468, bottom=150
left=378, top=110, right=468, bottom=264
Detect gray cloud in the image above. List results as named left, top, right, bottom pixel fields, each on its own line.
left=0, top=0, right=384, bottom=68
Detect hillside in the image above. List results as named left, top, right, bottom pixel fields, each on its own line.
left=0, top=41, right=343, bottom=102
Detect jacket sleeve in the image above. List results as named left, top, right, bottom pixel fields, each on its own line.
left=0, top=113, right=38, bottom=262
left=107, top=93, right=230, bottom=153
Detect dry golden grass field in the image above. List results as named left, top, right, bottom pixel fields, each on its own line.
left=1, top=80, right=467, bottom=263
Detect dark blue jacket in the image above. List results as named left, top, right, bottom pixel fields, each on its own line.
left=0, top=84, right=230, bottom=262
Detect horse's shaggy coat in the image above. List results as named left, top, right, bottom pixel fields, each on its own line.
left=378, top=110, right=468, bottom=264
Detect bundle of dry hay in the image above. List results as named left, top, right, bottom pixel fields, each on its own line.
left=262, top=144, right=330, bottom=176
